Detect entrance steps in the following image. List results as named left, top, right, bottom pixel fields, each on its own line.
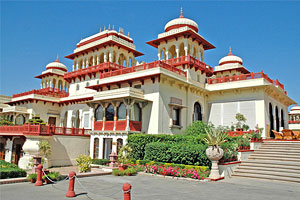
left=232, top=140, right=300, bottom=183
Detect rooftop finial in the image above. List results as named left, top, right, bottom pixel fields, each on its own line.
left=228, top=46, right=233, bottom=55
left=180, top=7, right=184, bottom=18
left=100, top=27, right=102, bottom=32
left=56, top=54, right=59, bottom=62
left=108, top=24, right=111, bottom=30
left=112, top=24, right=114, bottom=30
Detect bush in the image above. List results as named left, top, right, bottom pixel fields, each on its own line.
left=0, top=160, right=27, bottom=179
left=76, top=154, right=92, bottom=173
left=144, top=142, right=211, bottom=166
left=43, top=171, right=64, bottom=181
left=112, top=167, right=137, bottom=176
left=185, top=121, right=214, bottom=136
left=127, top=134, right=207, bottom=160
left=92, top=159, right=110, bottom=165
left=27, top=173, right=37, bottom=182
left=220, top=141, right=239, bottom=161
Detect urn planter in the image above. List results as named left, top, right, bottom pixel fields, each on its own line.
left=206, top=145, right=224, bottom=179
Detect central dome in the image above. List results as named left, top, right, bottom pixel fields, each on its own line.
left=164, top=9, right=198, bottom=32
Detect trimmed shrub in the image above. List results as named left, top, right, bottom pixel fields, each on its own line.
left=127, top=134, right=206, bottom=160
left=112, top=167, right=137, bottom=176
left=92, top=159, right=110, bottom=165
left=185, top=121, right=214, bottom=136
left=0, top=168, right=27, bottom=179
left=144, top=142, right=211, bottom=166
left=76, top=154, right=92, bottom=173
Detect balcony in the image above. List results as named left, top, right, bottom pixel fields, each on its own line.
left=289, top=120, right=300, bottom=124
left=12, top=88, right=69, bottom=99
left=0, top=124, right=90, bottom=136
left=94, top=120, right=142, bottom=132
left=93, top=87, right=144, bottom=101
left=208, top=72, right=286, bottom=94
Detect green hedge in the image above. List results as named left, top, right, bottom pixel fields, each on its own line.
left=0, top=168, right=27, bottom=179
left=144, top=142, right=211, bottom=166
left=127, top=134, right=206, bottom=160
left=92, top=159, right=110, bottom=165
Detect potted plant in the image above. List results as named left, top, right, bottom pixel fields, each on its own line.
left=203, top=127, right=227, bottom=179
left=27, top=173, right=37, bottom=183
left=118, top=146, right=132, bottom=171
left=235, top=113, right=247, bottom=131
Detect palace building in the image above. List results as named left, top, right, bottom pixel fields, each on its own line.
left=0, top=10, right=297, bottom=168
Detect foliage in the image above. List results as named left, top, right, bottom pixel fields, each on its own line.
left=42, top=171, right=64, bottom=181
left=92, top=159, right=110, bottom=165
left=144, top=142, right=211, bottom=166
left=127, top=134, right=206, bottom=160
left=251, top=125, right=263, bottom=139
left=112, top=167, right=137, bottom=176
left=27, top=173, right=37, bottom=182
left=237, top=135, right=250, bottom=147
left=0, top=160, right=27, bottom=179
left=26, top=115, right=46, bottom=125
left=0, top=119, right=14, bottom=126
left=118, top=146, right=132, bottom=165
left=202, top=127, right=227, bottom=146
left=131, top=163, right=210, bottom=180
left=76, top=154, right=92, bottom=173
left=39, top=140, right=51, bottom=158
left=185, top=121, right=214, bottom=136
left=134, top=160, right=209, bottom=171
left=233, top=113, right=249, bottom=131
left=220, top=141, right=239, bottom=161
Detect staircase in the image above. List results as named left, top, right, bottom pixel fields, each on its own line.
left=232, top=140, right=300, bottom=183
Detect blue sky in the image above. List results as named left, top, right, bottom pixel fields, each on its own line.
left=1, top=1, right=299, bottom=105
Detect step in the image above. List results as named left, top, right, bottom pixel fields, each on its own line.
left=254, top=149, right=300, bottom=154
left=232, top=172, right=300, bottom=183
left=263, top=140, right=300, bottom=143
left=236, top=166, right=300, bottom=174
left=233, top=169, right=300, bottom=178
left=242, top=160, right=300, bottom=167
left=240, top=162, right=300, bottom=170
left=248, top=156, right=300, bottom=162
left=250, top=153, right=300, bottom=158
left=257, top=147, right=300, bottom=151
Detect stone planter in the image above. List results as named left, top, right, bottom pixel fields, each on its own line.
left=206, top=146, right=224, bottom=179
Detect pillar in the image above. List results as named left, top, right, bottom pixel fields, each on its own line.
left=184, top=42, right=188, bottom=56
left=104, top=52, right=108, bottom=63
left=165, top=50, right=169, bottom=60
left=4, top=138, right=13, bottom=163
left=157, top=52, right=161, bottom=60
left=109, top=50, right=113, bottom=62
left=175, top=45, right=179, bottom=58
left=97, top=54, right=100, bottom=65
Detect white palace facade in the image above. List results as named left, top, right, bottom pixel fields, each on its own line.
left=0, top=10, right=297, bottom=168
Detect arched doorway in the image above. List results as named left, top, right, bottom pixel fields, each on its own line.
left=275, top=106, right=279, bottom=132
left=15, top=115, right=25, bottom=125
left=193, top=102, right=202, bottom=121
left=281, top=109, right=285, bottom=129
left=75, top=110, right=80, bottom=128
left=269, top=103, right=274, bottom=137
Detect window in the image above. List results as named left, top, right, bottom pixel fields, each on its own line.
left=84, top=113, right=90, bottom=128
left=117, top=103, right=126, bottom=120
left=197, top=75, right=200, bottom=82
left=172, top=108, right=180, bottom=126
left=281, top=109, right=284, bottom=128
left=95, top=106, right=104, bottom=121
left=106, top=104, right=114, bottom=121
left=93, top=138, right=99, bottom=159
left=193, top=102, right=202, bottom=121
left=134, top=84, right=141, bottom=89
left=86, top=82, right=89, bottom=87
left=131, top=103, right=141, bottom=121
left=15, top=115, right=25, bottom=125
left=76, top=84, right=80, bottom=91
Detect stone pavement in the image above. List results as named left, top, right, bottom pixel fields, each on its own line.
left=0, top=174, right=299, bottom=200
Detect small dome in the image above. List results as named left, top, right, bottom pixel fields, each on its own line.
left=164, top=8, right=198, bottom=32
left=46, top=56, right=68, bottom=72
left=219, top=49, right=243, bottom=66
left=291, top=105, right=300, bottom=113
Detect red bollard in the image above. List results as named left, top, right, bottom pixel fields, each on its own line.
left=34, top=164, right=43, bottom=186
left=123, top=182, right=131, bottom=200
left=66, top=171, right=76, bottom=198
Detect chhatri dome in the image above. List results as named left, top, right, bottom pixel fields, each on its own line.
left=290, top=105, right=300, bottom=114
left=164, top=8, right=199, bottom=32
left=45, top=56, right=68, bottom=72
left=218, top=47, right=243, bottom=66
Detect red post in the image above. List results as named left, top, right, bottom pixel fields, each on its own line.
left=123, top=182, right=131, bottom=200
left=66, top=171, right=76, bottom=198
left=34, top=164, right=43, bottom=186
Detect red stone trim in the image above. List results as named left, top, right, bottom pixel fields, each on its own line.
left=238, top=150, right=254, bottom=152
left=213, top=67, right=249, bottom=75
left=46, top=66, right=67, bottom=72
left=218, top=161, right=241, bottom=165
left=165, top=24, right=198, bottom=32
left=205, top=177, right=225, bottom=181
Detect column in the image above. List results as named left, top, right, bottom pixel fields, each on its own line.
left=175, top=44, right=179, bottom=58
left=109, top=50, right=113, bottom=62
left=157, top=52, right=161, bottom=60
left=76, top=62, right=79, bottom=70
left=104, top=52, right=108, bottom=63
left=125, top=104, right=131, bottom=131
left=116, top=53, right=120, bottom=65
left=97, top=55, right=100, bottom=65
left=92, top=56, right=96, bottom=66
left=4, top=138, right=13, bottom=163
left=184, top=42, right=188, bottom=56
left=112, top=137, right=117, bottom=153
left=165, top=50, right=169, bottom=60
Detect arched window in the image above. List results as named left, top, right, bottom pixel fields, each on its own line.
left=106, top=104, right=114, bottom=121
left=131, top=103, right=141, bottom=121
left=93, top=138, right=99, bottom=159
left=86, top=82, right=89, bottom=87
left=76, top=84, right=80, bottom=91
left=281, top=109, right=285, bottom=128
left=15, top=115, right=25, bottom=125
left=193, top=102, right=202, bottom=121
left=117, top=103, right=126, bottom=120
left=95, top=106, right=104, bottom=121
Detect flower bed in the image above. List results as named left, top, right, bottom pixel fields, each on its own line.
left=131, top=163, right=210, bottom=180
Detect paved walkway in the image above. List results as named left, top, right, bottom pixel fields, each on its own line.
left=1, top=174, right=299, bottom=200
